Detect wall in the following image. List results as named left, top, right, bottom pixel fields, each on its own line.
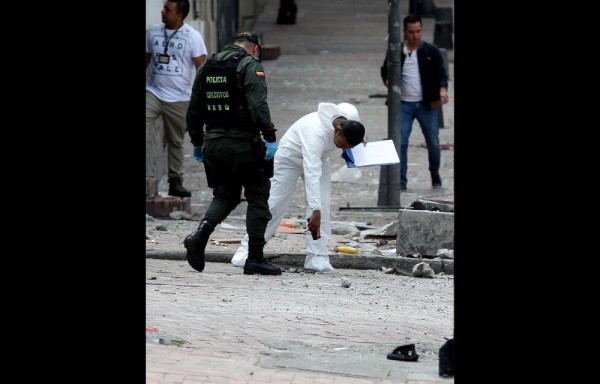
left=146, top=0, right=165, bottom=27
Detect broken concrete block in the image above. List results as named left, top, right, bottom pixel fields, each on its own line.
left=397, top=199, right=454, bottom=257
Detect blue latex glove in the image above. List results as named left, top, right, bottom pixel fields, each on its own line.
left=193, top=146, right=203, bottom=163
left=264, top=141, right=278, bottom=161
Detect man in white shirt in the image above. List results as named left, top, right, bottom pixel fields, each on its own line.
left=145, top=0, right=207, bottom=197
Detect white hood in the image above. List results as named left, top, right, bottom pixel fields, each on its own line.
left=317, top=102, right=360, bottom=128
left=335, top=102, right=360, bottom=122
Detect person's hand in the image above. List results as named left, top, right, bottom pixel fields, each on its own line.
left=440, top=89, right=449, bottom=104
left=193, top=145, right=203, bottom=163
left=307, top=210, right=321, bottom=240
left=265, top=141, right=278, bottom=161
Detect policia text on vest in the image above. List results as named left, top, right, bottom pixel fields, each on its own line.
left=200, top=54, right=248, bottom=120
left=205, top=76, right=230, bottom=110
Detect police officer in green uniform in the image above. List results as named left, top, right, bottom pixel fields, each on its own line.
left=184, top=32, right=281, bottom=276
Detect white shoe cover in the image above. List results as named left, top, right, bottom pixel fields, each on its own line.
left=304, top=253, right=334, bottom=273
left=231, top=246, right=248, bottom=267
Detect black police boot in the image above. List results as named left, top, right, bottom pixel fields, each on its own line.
left=168, top=177, right=191, bottom=197
left=183, top=220, right=215, bottom=272
left=431, top=171, right=442, bottom=188
left=243, top=237, right=282, bottom=275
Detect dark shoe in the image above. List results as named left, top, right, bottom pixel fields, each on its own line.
left=387, top=344, right=419, bottom=362
left=183, top=221, right=214, bottom=272
left=400, top=183, right=407, bottom=192
left=438, top=338, right=454, bottom=377
left=243, top=258, right=282, bottom=275
left=431, top=172, right=442, bottom=188
left=168, top=177, right=191, bottom=197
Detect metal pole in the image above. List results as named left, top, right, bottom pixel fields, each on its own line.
left=377, top=0, right=402, bottom=207
left=216, top=0, right=237, bottom=50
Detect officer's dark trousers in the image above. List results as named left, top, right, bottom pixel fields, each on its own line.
left=202, top=136, right=272, bottom=239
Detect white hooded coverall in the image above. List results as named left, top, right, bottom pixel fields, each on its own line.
left=231, top=102, right=360, bottom=272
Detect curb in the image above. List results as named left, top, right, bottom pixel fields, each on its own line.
left=146, top=251, right=454, bottom=275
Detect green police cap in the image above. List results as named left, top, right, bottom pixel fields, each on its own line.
left=235, top=32, right=263, bottom=61
left=235, top=32, right=262, bottom=47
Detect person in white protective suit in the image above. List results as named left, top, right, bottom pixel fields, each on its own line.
left=231, top=102, right=366, bottom=272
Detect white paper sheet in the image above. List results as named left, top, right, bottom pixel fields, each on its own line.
left=345, top=140, right=400, bottom=167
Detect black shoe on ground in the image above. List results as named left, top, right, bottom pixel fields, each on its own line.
left=184, top=232, right=206, bottom=272
left=400, top=183, right=407, bottom=192
left=243, top=258, right=282, bottom=275
left=168, top=177, right=192, bottom=197
left=183, top=221, right=214, bottom=272
left=431, top=172, right=442, bottom=188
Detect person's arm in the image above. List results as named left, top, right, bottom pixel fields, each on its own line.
left=186, top=62, right=207, bottom=146
left=241, top=58, right=276, bottom=142
left=145, top=52, right=152, bottom=70
left=380, top=53, right=388, bottom=86
left=298, top=122, right=327, bottom=221
left=192, top=54, right=207, bottom=70
left=145, top=29, right=153, bottom=70
left=190, top=29, right=208, bottom=71
left=434, top=46, right=449, bottom=104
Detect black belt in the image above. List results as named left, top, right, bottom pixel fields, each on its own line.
left=206, top=125, right=257, bottom=134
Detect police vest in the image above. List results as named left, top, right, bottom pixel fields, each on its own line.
left=200, top=52, right=254, bottom=131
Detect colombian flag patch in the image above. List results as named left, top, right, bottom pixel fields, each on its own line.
left=256, top=71, right=265, bottom=78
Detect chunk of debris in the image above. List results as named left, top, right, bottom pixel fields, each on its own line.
left=331, top=221, right=361, bottom=236
left=169, top=210, right=192, bottom=220
left=212, top=239, right=242, bottom=244
left=412, top=262, right=436, bottom=278
left=341, top=276, right=352, bottom=288
left=353, top=222, right=379, bottom=230
left=436, top=248, right=454, bottom=259
left=379, top=221, right=399, bottom=236
left=379, top=249, right=397, bottom=257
